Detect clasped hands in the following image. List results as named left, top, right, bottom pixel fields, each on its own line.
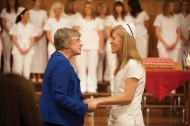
left=84, top=98, right=99, bottom=113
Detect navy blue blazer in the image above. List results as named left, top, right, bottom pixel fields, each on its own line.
left=40, top=51, right=88, bottom=126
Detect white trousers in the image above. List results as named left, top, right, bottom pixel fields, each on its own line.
left=2, top=31, right=12, bottom=73
left=106, top=39, right=116, bottom=92
left=76, top=50, right=98, bottom=92
left=12, top=53, right=33, bottom=80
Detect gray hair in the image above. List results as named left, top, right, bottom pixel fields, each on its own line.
left=54, top=28, right=81, bottom=50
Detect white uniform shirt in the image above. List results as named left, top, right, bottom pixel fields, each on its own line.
left=29, top=9, right=47, bottom=36
left=43, top=17, right=71, bottom=43
left=133, top=11, right=149, bottom=37
left=9, top=22, right=36, bottom=55
left=178, top=13, right=190, bottom=42
left=105, top=14, right=133, bottom=28
left=0, top=7, right=24, bottom=30
left=77, top=17, right=103, bottom=50
left=96, top=16, right=108, bottom=39
left=110, top=59, right=145, bottom=125
left=153, top=14, right=181, bottom=48
left=62, top=12, right=82, bottom=26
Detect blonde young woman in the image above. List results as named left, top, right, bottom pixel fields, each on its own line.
left=44, top=1, right=71, bottom=59
left=0, top=0, right=24, bottom=73
left=85, top=23, right=145, bottom=126
left=29, top=0, right=48, bottom=82
left=76, top=2, right=104, bottom=93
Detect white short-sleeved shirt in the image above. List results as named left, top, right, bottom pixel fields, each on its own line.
left=178, top=13, right=190, bottom=40
left=29, top=9, right=48, bottom=36
left=9, top=22, right=36, bottom=55
left=153, top=14, right=181, bottom=48
left=105, top=14, right=134, bottom=28
left=95, top=16, right=108, bottom=39
left=43, top=17, right=71, bottom=43
left=133, top=11, right=149, bottom=37
left=0, top=7, right=24, bottom=30
left=110, top=59, right=145, bottom=124
left=62, top=12, right=82, bottom=26
left=77, top=17, right=103, bottom=50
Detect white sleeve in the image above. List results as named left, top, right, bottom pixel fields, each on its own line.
left=43, top=11, right=48, bottom=23
left=153, top=14, right=161, bottom=27
left=96, top=18, right=104, bottom=30
left=0, top=9, right=6, bottom=18
left=9, top=24, right=17, bottom=36
left=143, top=11, right=150, bottom=21
left=43, top=19, right=51, bottom=31
left=125, top=60, right=144, bottom=80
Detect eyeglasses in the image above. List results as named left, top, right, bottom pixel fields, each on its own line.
left=71, top=38, right=81, bottom=43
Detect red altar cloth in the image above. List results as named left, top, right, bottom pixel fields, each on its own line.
left=145, top=70, right=190, bottom=100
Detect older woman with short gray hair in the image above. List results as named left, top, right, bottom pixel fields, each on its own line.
left=40, top=28, right=97, bottom=126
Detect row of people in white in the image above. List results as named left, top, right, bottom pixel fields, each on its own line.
left=1, top=0, right=190, bottom=94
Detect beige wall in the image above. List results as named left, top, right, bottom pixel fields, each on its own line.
left=0, top=0, right=181, bottom=57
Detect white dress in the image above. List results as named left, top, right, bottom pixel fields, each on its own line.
left=153, top=14, right=181, bottom=62
left=109, top=59, right=145, bottom=126
left=105, top=14, right=134, bottom=91
left=43, top=17, right=71, bottom=58
left=133, top=11, right=149, bottom=58
left=29, top=9, right=48, bottom=73
left=0, top=7, right=24, bottom=73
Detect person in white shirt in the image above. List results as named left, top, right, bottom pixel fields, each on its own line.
left=75, top=2, right=104, bottom=93
left=96, top=2, right=110, bottom=82
left=0, top=0, right=24, bottom=73
left=105, top=1, right=133, bottom=92
left=178, top=0, right=190, bottom=66
left=44, top=2, right=71, bottom=59
left=154, top=0, right=181, bottom=63
left=85, top=23, right=145, bottom=126
left=128, top=0, right=150, bottom=58
left=62, top=0, right=82, bottom=72
left=29, top=0, right=48, bottom=82
left=9, top=8, right=36, bottom=79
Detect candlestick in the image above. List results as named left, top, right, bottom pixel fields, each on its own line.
left=186, top=55, right=190, bottom=66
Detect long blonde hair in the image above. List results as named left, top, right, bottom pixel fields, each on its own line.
left=110, top=25, right=144, bottom=76
left=49, top=2, right=64, bottom=18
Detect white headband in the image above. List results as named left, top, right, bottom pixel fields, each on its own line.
left=115, top=0, right=123, bottom=2
left=16, top=7, right=25, bottom=16
left=122, top=23, right=136, bottom=39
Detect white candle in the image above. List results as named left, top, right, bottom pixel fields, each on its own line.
left=186, top=55, right=190, bottom=66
